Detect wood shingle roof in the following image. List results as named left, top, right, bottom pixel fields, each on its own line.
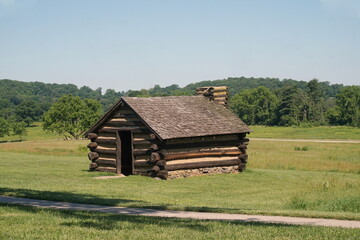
left=122, top=96, right=251, bottom=140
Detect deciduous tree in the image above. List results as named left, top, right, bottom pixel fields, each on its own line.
left=43, top=95, right=102, bottom=139
left=230, top=86, right=278, bottom=125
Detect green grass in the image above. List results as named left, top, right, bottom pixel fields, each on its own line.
left=1, top=204, right=359, bottom=240
left=0, top=125, right=360, bottom=238
left=0, top=122, right=59, bottom=142
left=249, top=140, right=360, bottom=173
left=249, top=126, right=360, bottom=140
left=0, top=151, right=359, bottom=220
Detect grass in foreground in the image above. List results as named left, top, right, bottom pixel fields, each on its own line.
left=0, top=151, right=359, bottom=220
left=0, top=204, right=359, bottom=240
left=249, top=126, right=360, bottom=140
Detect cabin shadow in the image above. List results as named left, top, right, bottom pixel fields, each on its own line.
left=0, top=187, right=143, bottom=206
left=1, top=203, right=298, bottom=232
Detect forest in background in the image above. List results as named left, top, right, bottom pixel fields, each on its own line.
left=0, top=77, right=359, bottom=131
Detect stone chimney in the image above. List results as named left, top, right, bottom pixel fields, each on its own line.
left=195, top=86, right=229, bottom=108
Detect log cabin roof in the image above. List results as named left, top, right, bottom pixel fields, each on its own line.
left=87, top=95, right=251, bottom=140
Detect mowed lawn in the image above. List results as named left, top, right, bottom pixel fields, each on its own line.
left=1, top=204, right=359, bottom=240
left=0, top=125, right=360, bottom=239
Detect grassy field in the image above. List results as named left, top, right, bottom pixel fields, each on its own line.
left=0, top=149, right=359, bottom=220
left=249, top=140, right=360, bottom=173
left=0, top=122, right=59, bottom=142
left=249, top=125, right=360, bottom=140
left=1, top=204, right=359, bottom=240
left=0, top=125, right=359, bottom=238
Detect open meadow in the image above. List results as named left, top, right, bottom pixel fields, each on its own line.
left=0, top=124, right=359, bottom=239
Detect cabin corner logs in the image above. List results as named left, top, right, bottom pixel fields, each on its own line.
left=86, top=86, right=250, bottom=179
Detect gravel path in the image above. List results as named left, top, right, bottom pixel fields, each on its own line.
left=1, top=196, right=359, bottom=229
left=250, top=138, right=360, bottom=143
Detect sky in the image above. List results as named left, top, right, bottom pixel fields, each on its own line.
left=0, top=0, right=359, bottom=92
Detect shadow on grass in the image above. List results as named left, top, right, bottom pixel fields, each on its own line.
left=0, top=187, right=143, bottom=206
left=0, top=203, right=299, bottom=231
left=0, top=140, right=23, bottom=143
left=0, top=187, right=245, bottom=214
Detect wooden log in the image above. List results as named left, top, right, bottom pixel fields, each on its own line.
left=98, top=126, right=150, bottom=133
left=106, top=119, right=144, bottom=127
left=156, top=160, right=167, bottom=167
left=149, top=152, right=161, bottom=163
left=164, top=146, right=237, bottom=154
left=133, top=149, right=151, bottom=156
left=95, top=147, right=116, bottom=155
left=239, top=163, right=246, bottom=172
left=164, top=140, right=248, bottom=150
left=213, top=94, right=228, bottom=99
left=166, top=158, right=241, bottom=171
left=238, top=154, right=248, bottom=163
left=156, top=160, right=167, bottom=170
left=96, top=132, right=116, bottom=138
left=133, top=133, right=153, bottom=141
left=95, top=158, right=116, bottom=167
left=95, top=167, right=117, bottom=173
left=165, top=134, right=240, bottom=145
left=149, top=165, right=160, bottom=173
left=213, top=91, right=228, bottom=96
left=156, top=170, right=168, bottom=180
left=134, top=160, right=152, bottom=168
left=133, top=169, right=153, bottom=176
left=89, top=162, right=97, bottom=170
left=212, top=86, right=228, bottom=92
left=213, top=97, right=228, bottom=102
left=238, top=144, right=247, bottom=154
left=212, top=86, right=228, bottom=91
left=133, top=140, right=162, bottom=146
left=115, top=131, right=121, bottom=175
left=150, top=144, right=159, bottom=152
left=164, top=149, right=242, bottom=161
left=88, top=152, right=99, bottom=161
left=113, top=113, right=138, bottom=118
left=87, top=142, right=98, bottom=149
left=87, top=133, right=98, bottom=140
left=134, top=154, right=150, bottom=160
left=97, top=153, right=117, bottom=159
left=95, top=137, right=116, bottom=145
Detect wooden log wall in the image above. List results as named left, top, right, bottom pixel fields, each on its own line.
left=195, top=86, right=229, bottom=108
left=161, top=134, right=249, bottom=174
left=86, top=102, right=249, bottom=179
left=87, top=106, right=160, bottom=175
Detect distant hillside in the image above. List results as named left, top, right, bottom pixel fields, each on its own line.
left=0, top=77, right=356, bottom=127
left=0, top=79, right=124, bottom=112
left=0, top=77, right=346, bottom=118
left=182, top=77, right=344, bottom=97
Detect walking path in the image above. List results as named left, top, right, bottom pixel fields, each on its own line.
left=1, top=196, right=359, bottom=229
left=250, top=138, right=360, bottom=143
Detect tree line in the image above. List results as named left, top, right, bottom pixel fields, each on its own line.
left=229, top=80, right=360, bottom=127
left=0, top=77, right=358, bottom=140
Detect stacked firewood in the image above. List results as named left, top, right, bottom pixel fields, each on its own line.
left=195, top=86, right=229, bottom=108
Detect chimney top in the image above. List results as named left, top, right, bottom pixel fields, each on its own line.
left=195, top=86, right=229, bottom=108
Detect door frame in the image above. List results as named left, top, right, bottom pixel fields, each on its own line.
left=115, top=130, right=134, bottom=175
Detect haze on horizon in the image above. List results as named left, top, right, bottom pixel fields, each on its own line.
left=1, top=0, right=359, bottom=92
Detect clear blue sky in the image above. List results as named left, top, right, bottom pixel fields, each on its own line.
left=1, top=0, right=359, bottom=92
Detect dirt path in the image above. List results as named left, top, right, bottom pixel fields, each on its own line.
left=1, top=196, right=359, bottom=229
left=250, top=138, right=360, bottom=143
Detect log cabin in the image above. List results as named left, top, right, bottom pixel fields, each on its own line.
left=85, top=86, right=251, bottom=179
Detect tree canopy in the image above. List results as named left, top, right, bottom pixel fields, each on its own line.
left=42, top=95, right=102, bottom=139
